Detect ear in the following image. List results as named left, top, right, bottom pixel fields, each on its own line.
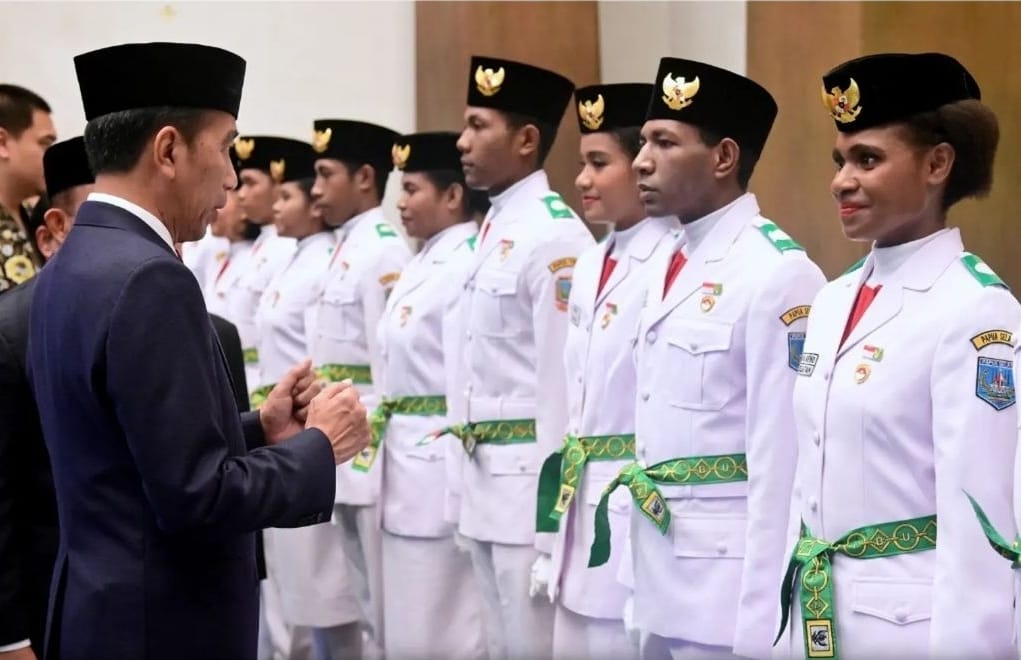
left=515, top=124, right=541, bottom=161
left=926, top=142, right=955, bottom=187
left=354, top=163, right=376, bottom=194
left=444, top=182, right=465, bottom=213
left=0, top=127, right=10, bottom=160
left=152, top=126, right=185, bottom=178
left=43, top=206, right=70, bottom=238
left=712, top=137, right=741, bottom=182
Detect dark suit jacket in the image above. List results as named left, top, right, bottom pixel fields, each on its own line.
left=0, top=276, right=57, bottom=656
left=28, top=200, right=336, bottom=660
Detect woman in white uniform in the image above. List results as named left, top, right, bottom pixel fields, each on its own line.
left=376, top=131, right=489, bottom=659
left=532, top=83, right=678, bottom=659
left=776, top=53, right=1019, bottom=659
left=253, top=138, right=362, bottom=660
left=203, top=147, right=259, bottom=318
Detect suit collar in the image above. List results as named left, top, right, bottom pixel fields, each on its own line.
left=74, top=200, right=175, bottom=256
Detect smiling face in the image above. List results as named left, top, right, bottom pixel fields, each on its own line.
left=830, top=124, right=951, bottom=247
left=575, top=132, right=645, bottom=229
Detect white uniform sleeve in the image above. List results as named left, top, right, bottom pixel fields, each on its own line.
left=526, top=230, right=594, bottom=554
left=929, top=285, right=1019, bottom=657
left=733, top=257, right=825, bottom=659
left=360, top=242, right=411, bottom=410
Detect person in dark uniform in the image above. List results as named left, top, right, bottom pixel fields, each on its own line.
left=0, top=136, right=92, bottom=660
left=27, top=42, right=370, bottom=660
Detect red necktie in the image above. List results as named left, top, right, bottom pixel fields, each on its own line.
left=596, top=253, right=617, bottom=298
left=840, top=283, right=882, bottom=345
left=663, top=249, right=688, bottom=298
left=214, top=256, right=231, bottom=283
left=328, top=237, right=345, bottom=269
left=479, top=220, right=491, bottom=247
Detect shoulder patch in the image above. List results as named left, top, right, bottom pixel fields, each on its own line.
left=548, top=257, right=576, bottom=273
left=541, top=194, right=574, bottom=219
left=971, top=329, right=1014, bottom=351
left=379, top=272, right=400, bottom=287
left=375, top=223, right=398, bottom=239
left=465, top=235, right=478, bottom=252
left=780, top=305, right=811, bottom=326
left=961, top=252, right=1008, bottom=289
left=843, top=255, right=867, bottom=276
left=976, top=357, right=1015, bottom=410
left=754, top=221, right=804, bottom=253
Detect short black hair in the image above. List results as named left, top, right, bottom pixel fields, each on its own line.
left=337, top=159, right=389, bottom=202
left=501, top=110, right=557, bottom=166
left=292, top=177, right=315, bottom=202
left=25, top=192, right=49, bottom=238
left=696, top=127, right=759, bottom=190
left=608, top=126, right=642, bottom=160
left=421, top=169, right=490, bottom=217
left=83, top=106, right=209, bottom=174
left=0, top=84, right=51, bottom=137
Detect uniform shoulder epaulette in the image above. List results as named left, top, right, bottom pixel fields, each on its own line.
left=753, top=220, right=804, bottom=253
left=375, top=222, right=398, bottom=238
left=961, top=252, right=1008, bottom=289
left=842, top=255, right=867, bottom=276
left=465, top=235, right=478, bottom=252
left=541, top=193, right=575, bottom=219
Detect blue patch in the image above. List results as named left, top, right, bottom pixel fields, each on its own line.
left=788, top=332, right=806, bottom=371
left=976, top=357, right=1016, bottom=411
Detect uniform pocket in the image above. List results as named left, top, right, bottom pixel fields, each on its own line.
left=851, top=577, right=932, bottom=625
left=483, top=444, right=540, bottom=475
left=672, top=513, right=747, bottom=559
left=665, top=319, right=734, bottom=410
left=316, top=288, right=360, bottom=340
left=472, top=269, right=521, bottom=338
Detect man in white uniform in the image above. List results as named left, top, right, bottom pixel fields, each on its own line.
left=308, top=118, right=411, bottom=658
left=593, top=57, right=825, bottom=659
left=448, top=55, right=594, bottom=660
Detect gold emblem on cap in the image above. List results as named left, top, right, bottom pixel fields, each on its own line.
left=822, top=78, right=862, bottom=124
left=270, top=159, right=286, bottom=183
left=578, top=94, right=605, bottom=131
left=312, top=128, right=333, bottom=154
left=234, top=138, right=255, bottom=160
left=391, top=143, right=411, bottom=170
left=661, top=73, right=700, bottom=111
left=475, top=66, right=505, bottom=97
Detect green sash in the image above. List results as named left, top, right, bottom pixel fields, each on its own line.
left=424, top=419, right=536, bottom=457
left=314, top=363, right=372, bottom=385
left=775, top=516, right=937, bottom=659
left=535, top=434, right=636, bottom=533
left=588, top=454, right=748, bottom=567
left=352, top=395, right=448, bottom=472
left=965, top=492, right=1021, bottom=566
left=242, top=347, right=259, bottom=365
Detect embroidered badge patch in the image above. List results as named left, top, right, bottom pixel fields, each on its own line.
left=375, top=223, right=398, bottom=238
left=976, top=357, right=1016, bottom=410
left=862, top=344, right=884, bottom=362
left=640, top=492, right=667, bottom=526
left=499, top=239, right=514, bottom=262
left=548, top=257, right=576, bottom=273
left=399, top=305, right=412, bottom=327
left=854, top=363, right=871, bottom=384
left=780, top=305, right=811, bottom=326
left=554, top=484, right=575, bottom=514
left=787, top=332, right=806, bottom=371
left=600, top=302, right=618, bottom=329
left=971, top=329, right=1015, bottom=351
left=555, top=276, right=572, bottom=311
left=805, top=619, right=834, bottom=658
left=798, top=352, right=819, bottom=377
left=701, top=281, right=723, bottom=296
left=379, top=272, right=400, bottom=288
left=700, top=295, right=715, bottom=313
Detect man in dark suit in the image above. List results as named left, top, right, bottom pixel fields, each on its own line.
left=0, top=137, right=93, bottom=660
left=27, top=42, right=370, bottom=660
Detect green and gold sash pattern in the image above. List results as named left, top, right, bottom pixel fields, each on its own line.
left=588, top=453, right=748, bottom=567
left=965, top=492, right=1020, bottom=566
left=775, top=516, right=937, bottom=659
left=314, top=363, right=373, bottom=385
left=352, top=395, right=447, bottom=472
left=242, top=347, right=259, bottom=365
left=249, top=383, right=275, bottom=410
left=422, top=419, right=536, bottom=457
left=535, top=434, right=636, bottom=533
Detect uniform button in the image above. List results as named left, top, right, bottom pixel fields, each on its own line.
left=813, top=432, right=821, bottom=446
left=808, top=497, right=818, bottom=512
left=641, top=392, right=650, bottom=401
left=716, top=541, right=728, bottom=555
left=646, top=330, right=657, bottom=343
left=576, top=375, right=583, bottom=384
left=689, top=342, right=699, bottom=351
left=823, top=369, right=831, bottom=382
left=893, top=607, right=908, bottom=623
left=518, top=462, right=527, bottom=472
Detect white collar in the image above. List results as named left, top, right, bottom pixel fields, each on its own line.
left=88, top=192, right=174, bottom=250
left=681, top=193, right=748, bottom=253
left=488, top=169, right=548, bottom=215
left=867, top=228, right=950, bottom=284
left=337, top=206, right=382, bottom=240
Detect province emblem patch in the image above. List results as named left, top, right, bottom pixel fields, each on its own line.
left=787, top=332, right=806, bottom=371
left=976, top=357, right=1016, bottom=411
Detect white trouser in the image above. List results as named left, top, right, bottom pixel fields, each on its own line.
left=553, top=601, right=638, bottom=660
left=333, top=503, right=384, bottom=659
left=382, top=531, right=487, bottom=659
left=462, top=536, right=555, bottom=660
left=258, top=539, right=312, bottom=660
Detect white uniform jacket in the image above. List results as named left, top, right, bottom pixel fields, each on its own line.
left=378, top=221, right=478, bottom=538
left=307, top=207, right=412, bottom=505
left=226, top=224, right=296, bottom=393
left=453, top=169, right=595, bottom=547
left=633, top=193, right=825, bottom=656
left=549, top=215, right=679, bottom=619
left=778, top=228, right=1019, bottom=659
left=182, top=227, right=229, bottom=293
left=204, top=239, right=254, bottom=321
